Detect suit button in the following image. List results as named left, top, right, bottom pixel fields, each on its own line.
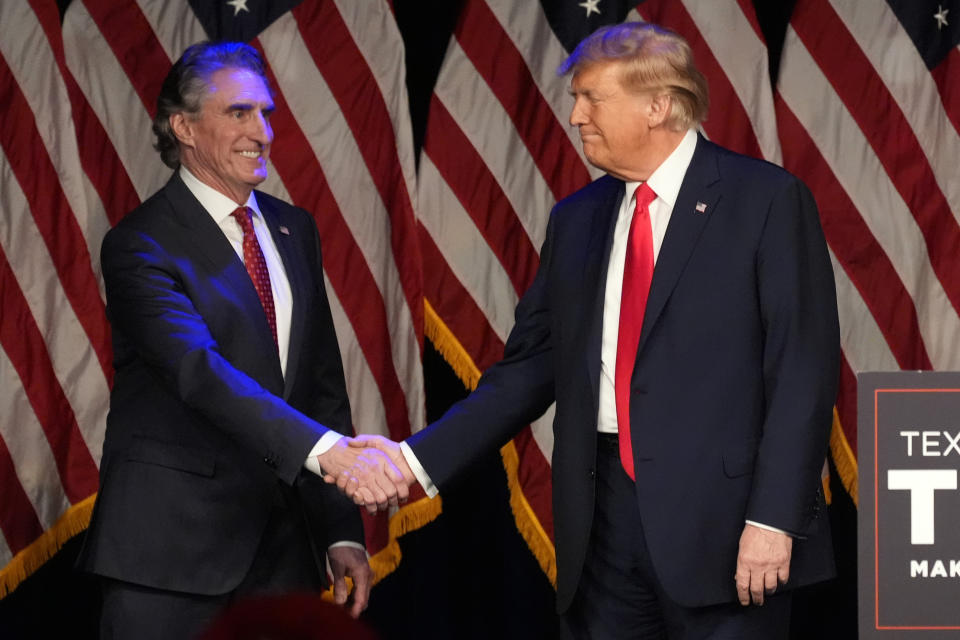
left=588, top=469, right=595, bottom=479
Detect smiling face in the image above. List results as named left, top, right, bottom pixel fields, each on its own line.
left=171, top=66, right=274, bottom=203
left=568, top=61, right=662, bottom=181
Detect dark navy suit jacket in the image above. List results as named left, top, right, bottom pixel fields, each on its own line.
left=79, top=173, right=361, bottom=595
left=409, top=136, right=839, bottom=610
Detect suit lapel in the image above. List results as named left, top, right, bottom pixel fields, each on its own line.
left=637, top=136, right=720, bottom=355
left=164, top=174, right=242, bottom=276
left=584, top=176, right=626, bottom=411
left=258, top=195, right=306, bottom=399
left=163, top=175, right=284, bottom=386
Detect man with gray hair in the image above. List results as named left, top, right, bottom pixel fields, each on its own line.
left=78, top=41, right=406, bottom=638
left=349, top=22, right=839, bottom=638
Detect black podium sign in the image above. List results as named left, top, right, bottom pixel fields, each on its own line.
left=859, top=372, right=960, bottom=638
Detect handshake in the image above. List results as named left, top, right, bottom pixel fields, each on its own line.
left=316, top=435, right=417, bottom=514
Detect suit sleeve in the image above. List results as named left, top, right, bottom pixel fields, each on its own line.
left=745, top=176, right=840, bottom=535
left=101, top=224, right=330, bottom=486
left=407, top=211, right=559, bottom=490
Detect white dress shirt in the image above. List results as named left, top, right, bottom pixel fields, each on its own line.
left=181, top=166, right=294, bottom=374
left=596, top=128, right=697, bottom=434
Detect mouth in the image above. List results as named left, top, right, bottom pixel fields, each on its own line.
left=238, top=150, right=263, bottom=159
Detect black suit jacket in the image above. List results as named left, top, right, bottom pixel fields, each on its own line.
left=79, top=173, right=362, bottom=595
left=409, top=136, right=839, bottom=610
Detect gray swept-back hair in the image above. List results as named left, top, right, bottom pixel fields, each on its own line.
left=558, top=22, right=708, bottom=131
left=153, top=41, right=270, bottom=169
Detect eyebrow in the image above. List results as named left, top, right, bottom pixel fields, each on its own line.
left=225, top=102, right=275, bottom=114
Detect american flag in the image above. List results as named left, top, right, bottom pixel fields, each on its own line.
left=2, top=0, right=958, bottom=599
left=0, top=0, right=424, bottom=595
left=418, top=0, right=781, bottom=583
left=775, top=0, right=960, bottom=504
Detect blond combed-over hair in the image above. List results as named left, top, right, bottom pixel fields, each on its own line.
left=558, top=22, right=709, bottom=131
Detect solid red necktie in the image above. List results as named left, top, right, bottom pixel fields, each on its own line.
left=231, top=206, right=278, bottom=346
left=615, top=183, right=657, bottom=481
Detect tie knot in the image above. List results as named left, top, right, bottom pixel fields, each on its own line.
left=231, top=206, right=254, bottom=234
left=634, top=183, right=656, bottom=211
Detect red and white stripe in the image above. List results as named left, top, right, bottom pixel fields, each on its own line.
left=418, top=0, right=777, bottom=565
left=0, top=0, right=106, bottom=579
left=634, top=0, right=780, bottom=163
left=0, top=0, right=423, bottom=586
left=777, top=0, right=960, bottom=490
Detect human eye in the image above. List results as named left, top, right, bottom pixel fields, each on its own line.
left=227, top=104, right=252, bottom=119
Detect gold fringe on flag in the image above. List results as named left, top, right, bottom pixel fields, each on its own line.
left=369, top=495, right=444, bottom=582
left=821, top=463, right=833, bottom=506
left=500, top=440, right=557, bottom=586
left=424, top=299, right=482, bottom=390
left=424, top=298, right=558, bottom=584
left=322, top=494, right=445, bottom=602
left=0, top=494, right=96, bottom=598
left=829, top=407, right=858, bottom=506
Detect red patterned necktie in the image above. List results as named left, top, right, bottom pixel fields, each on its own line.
left=614, top=183, right=657, bottom=481
left=231, top=206, right=278, bottom=346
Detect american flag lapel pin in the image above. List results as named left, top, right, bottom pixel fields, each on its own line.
left=695, top=201, right=708, bottom=214
left=279, top=225, right=290, bottom=235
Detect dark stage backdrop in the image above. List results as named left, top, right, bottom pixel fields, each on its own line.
left=0, top=1, right=864, bottom=638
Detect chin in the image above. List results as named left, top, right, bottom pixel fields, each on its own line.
left=582, top=152, right=605, bottom=169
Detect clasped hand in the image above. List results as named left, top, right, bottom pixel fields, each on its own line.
left=317, top=436, right=414, bottom=514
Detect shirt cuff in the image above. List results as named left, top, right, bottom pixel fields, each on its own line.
left=328, top=541, right=366, bottom=552
left=399, top=441, right=438, bottom=498
left=745, top=520, right=792, bottom=537
left=303, top=430, right=345, bottom=477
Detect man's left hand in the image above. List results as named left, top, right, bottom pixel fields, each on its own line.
left=328, top=545, right=372, bottom=619
left=734, top=523, right=792, bottom=606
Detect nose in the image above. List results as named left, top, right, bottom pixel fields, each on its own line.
left=569, top=97, right=588, bottom=127
left=250, top=109, right=273, bottom=145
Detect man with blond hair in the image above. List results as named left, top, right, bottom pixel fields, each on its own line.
left=347, top=22, right=839, bottom=638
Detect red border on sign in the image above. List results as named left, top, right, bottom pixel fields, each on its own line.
left=874, top=388, right=960, bottom=631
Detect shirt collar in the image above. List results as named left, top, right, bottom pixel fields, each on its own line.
left=623, top=128, right=698, bottom=206
left=179, top=165, right=262, bottom=224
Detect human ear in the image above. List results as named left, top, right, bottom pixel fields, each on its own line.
left=169, top=112, right=194, bottom=147
left=647, top=93, right=671, bottom=127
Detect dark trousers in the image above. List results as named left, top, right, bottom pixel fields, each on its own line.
left=100, top=491, right=324, bottom=640
left=561, top=434, right=791, bottom=640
